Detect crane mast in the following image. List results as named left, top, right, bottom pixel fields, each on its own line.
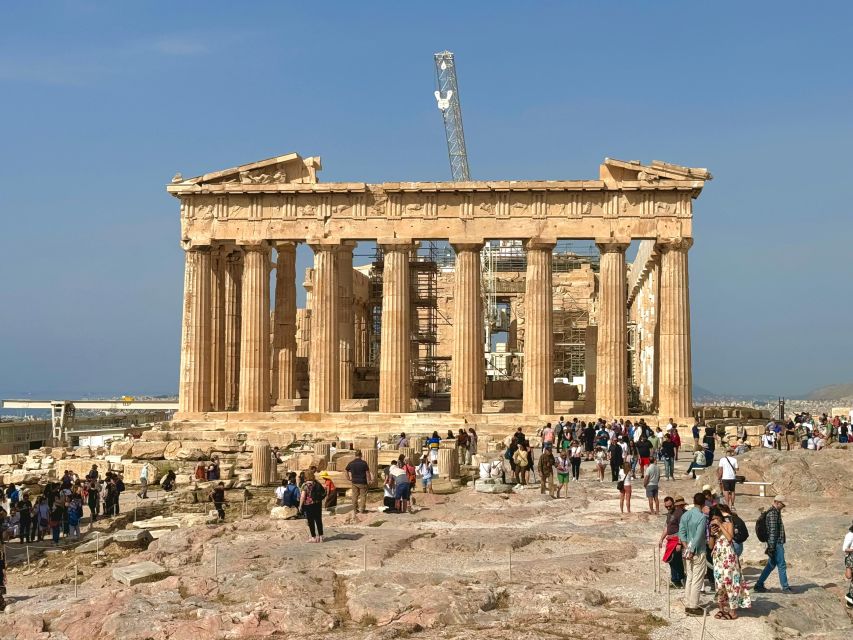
left=433, top=51, right=471, bottom=181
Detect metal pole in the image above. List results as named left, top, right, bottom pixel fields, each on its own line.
left=700, top=607, right=708, bottom=640
left=74, top=560, right=78, bottom=597
left=96, top=532, right=100, bottom=559
left=214, top=545, right=218, bottom=576
left=509, top=547, right=513, bottom=582
left=362, top=545, right=367, bottom=572
left=666, top=578, right=670, bottom=618
left=26, top=545, right=30, bottom=566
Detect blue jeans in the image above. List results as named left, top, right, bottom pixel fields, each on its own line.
left=733, top=541, right=743, bottom=557
left=685, top=462, right=707, bottom=478
left=756, top=543, right=789, bottom=589
left=663, top=457, right=674, bottom=479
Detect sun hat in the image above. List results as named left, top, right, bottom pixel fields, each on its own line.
left=673, top=495, right=686, bottom=505
left=318, top=471, right=331, bottom=480
left=774, top=494, right=786, bottom=505
left=702, top=484, right=712, bottom=492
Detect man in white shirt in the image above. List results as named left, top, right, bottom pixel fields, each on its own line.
left=137, top=462, right=150, bottom=499
left=762, top=431, right=776, bottom=449
left=717, top=453, right=739, bottom=506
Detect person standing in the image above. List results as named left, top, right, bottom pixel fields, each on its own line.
left=17, top=492, right=33, bottom=544
left=569, top=439, right=583, bottom=481
left=709, top=509, right=751, bottom=619
left=754, top=496, right=793, bottom=593
left=660, top=434, right=676, bottom=480
left=538, top=444, right=555, bottom=496
left=691, top=422, right=701, bottom=450
left=512, top=442, right=530, bottom=485
left=717, top=451, right=739, bottom=507
left=137, top=463, right=149, bottom=499
left=416, top=454, right=434, bottom=495
left=679, top=492, right=709, bottom=616
left=208, top=482, right=226, bottom=522
left=555, top=450, right=571, bottom=498
left=466, top=428, right=478, bottom=465
left=843, top=520, right=853, bottom=608
left=643, top=454, right=660, bottom=514
left=608, top=437, right=624, bottom=482
left=659, top=496, right=686, bottom=588
left=618, top=462, right=632, bottom=514
left=345, top=450, right=372, bottom=514
left=299, top=470, right=325, bottom=542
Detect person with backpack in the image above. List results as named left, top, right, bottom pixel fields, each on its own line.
left=708, top=508, right=751, bottom=619
left=208, top=482, right=227, bottom=522
left=299, top=471, right=325, bottom=543
left=754, top=495, right=793, bottom=593
left=718, top=504, right=748, bottom=556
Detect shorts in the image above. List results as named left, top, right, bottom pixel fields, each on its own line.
left=420, top=477, right=432, bottom=488
left=640, top=457, right=650, bottom=467
left=395, top=482, right=411, bottom=501
left=645, top=485, right=659, bottom=499
left=721, top=479, right=736, bottom=492
left=557, top=472, right=570, bottom=484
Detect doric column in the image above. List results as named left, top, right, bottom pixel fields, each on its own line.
left=251, top=439, right=271, bottom=487
left=378, top=240, right=412, bottom=413
left=338, top=241, right=356, bottom=400
left=522, top=239, right=555, bottom=415
left=223, top=251, right=243, bottom=411
left=272, top=241, right=298, bottom=406
left=657, top=238, right=693, bottom=419
left=238, top=241, right=271, bottom=413
left=178, top=245, right=212, bottom=414
left=210, top=246, right=226, bottom=411
left=450, top=242, right=484, bottom=414
left=595, top=239, right=629, bottom=417
left=308, top=242, right=340, bottom=413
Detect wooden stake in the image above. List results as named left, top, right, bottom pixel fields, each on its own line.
left=214, top=545, right=218, bottom=576
left=26, top=545, right=30, bottom=566
left=666, top=578, right=671, bottom=617
left=509, top=547, right=513, bottom=582
left=74, top=561, right=78, bottom=597
left=362, top=545, right=367, bottom=572
left=96, top=532, right=100, bottom=559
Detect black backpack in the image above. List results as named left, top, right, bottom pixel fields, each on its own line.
left=310, top=481, right=327, bottom=503
left=731, top=513, right=749, bottom=544
left=755, top=510, right=769, bottom=542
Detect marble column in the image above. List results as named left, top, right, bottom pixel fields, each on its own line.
left=178, top=245, right=212, bottom=414
left=522, top=239, right=556, bottom=416
left=272, top=241, right=298, bottom=406
left=363, top=448, right=378, bottom=486
left=379, top=241, right=412, bottom=413
left=238, top=242, right=271, bottom=413
left=251, top=439, right=271, bottom=486
left=450, top=242, right=484, bottom=414
left=338, top=241, right=356, bottom=400
left=308, top=243, right=340, bottom=413
left=223, top=251, right=243, bottom=411
left=657, top=238, right=693, bottom=419
left=210, top=246, right=226, bottom=411
left=595, top=239, right=629, bottom=417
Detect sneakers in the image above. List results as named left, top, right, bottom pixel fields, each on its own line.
left=782, top=587, right=795, bottom=594
left=753, top=584, right=767, bottom=593
left=685, top=607, right=704, bottom=616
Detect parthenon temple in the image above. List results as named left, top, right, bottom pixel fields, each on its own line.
left=168, top=153, right=710, bottom=429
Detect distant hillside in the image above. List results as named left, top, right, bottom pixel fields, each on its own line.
left=804, top=384, right=853, bottom=401
left=693, top=384, right=719, bottom=401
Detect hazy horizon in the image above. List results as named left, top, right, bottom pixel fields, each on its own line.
left=1, top=2, right=851, bottom=399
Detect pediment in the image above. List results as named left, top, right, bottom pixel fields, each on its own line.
left=171, top=153, right=322, bottom=187
left=602, top=158, right=712, bottom=184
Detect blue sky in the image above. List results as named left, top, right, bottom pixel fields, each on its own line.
left=1, top=1, right=851, bottom=398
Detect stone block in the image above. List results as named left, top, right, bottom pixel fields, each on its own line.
left=131, top=441, right=167, bottom=460
left=212, top=437, right=242, bottom=453
left=162, top=441, right=184, bottom=460
left=112, top=529, right=154, bottom=549
left=110, top=441, right=134, bottom=459
left=56, top=459, right=106, bottom=478
left=75, top=534, right=113, bottom=554
left=270, top=506, right=299, bottom=520
left=474, top=479, right=513, bottom=494
left=122, top=462, right=161, bottom=484
left=112, top=561, right=169, bottom=586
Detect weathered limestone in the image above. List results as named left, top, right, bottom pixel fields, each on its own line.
left=313, top=442, right=332, bottom=462
left=252, top=440, right=271, bottom=486
left=308, top=243, right=340, bottom=413
left=378, top=241, right=412, bottom=413
left=223, top=250, right=243, bottom=411
left=438, top=448, right=459, bottom=479
left=272, top=241, right=298, bottom=406
left=178, top=246, right=212, bottom=414
left=657, top=238, right=693, bottom=419
left=522, top=239, right=555, bottom=415
left=362, top=448, right=378, bottom=486
left=210, top=246, right=226, bottom=411
left=450, top=242, right=484, bottom=414
left=112, top=561, right=169, bottom=586
left=595, top=239, right=629, bottom=417
left=338, top=241, right=356, bottom=400
left=239, top=242, right=271, bottom=412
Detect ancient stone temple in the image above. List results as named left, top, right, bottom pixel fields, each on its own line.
left=168, top=153, right=710, bottom=427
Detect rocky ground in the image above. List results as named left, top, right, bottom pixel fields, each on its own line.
left=2, top=447, right=852, bottom=640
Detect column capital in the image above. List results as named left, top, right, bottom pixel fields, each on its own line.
left=450, top=240, right=485, bottom=252
left=523, top=237, right=557, bottom=251
left=377, top=238, right=413, bottom=252
left=307, top=239, right=340, bottom=252
left=595, top=237, right=630, bottom=254
left=180, top=241, right=211, bottom=253
left=272, top=240, right=299, bottom=251
left=655, top=237, right=693, bottom=252
left=237, top=239, right=271, bottom=252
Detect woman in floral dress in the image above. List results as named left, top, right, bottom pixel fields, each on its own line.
left=709, top=511, right=752, bottom=619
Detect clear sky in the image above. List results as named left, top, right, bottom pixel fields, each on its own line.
left=1, top=1, right=851, bottom=399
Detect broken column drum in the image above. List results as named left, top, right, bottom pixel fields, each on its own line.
left=252, top=440, right=271, bottom=486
